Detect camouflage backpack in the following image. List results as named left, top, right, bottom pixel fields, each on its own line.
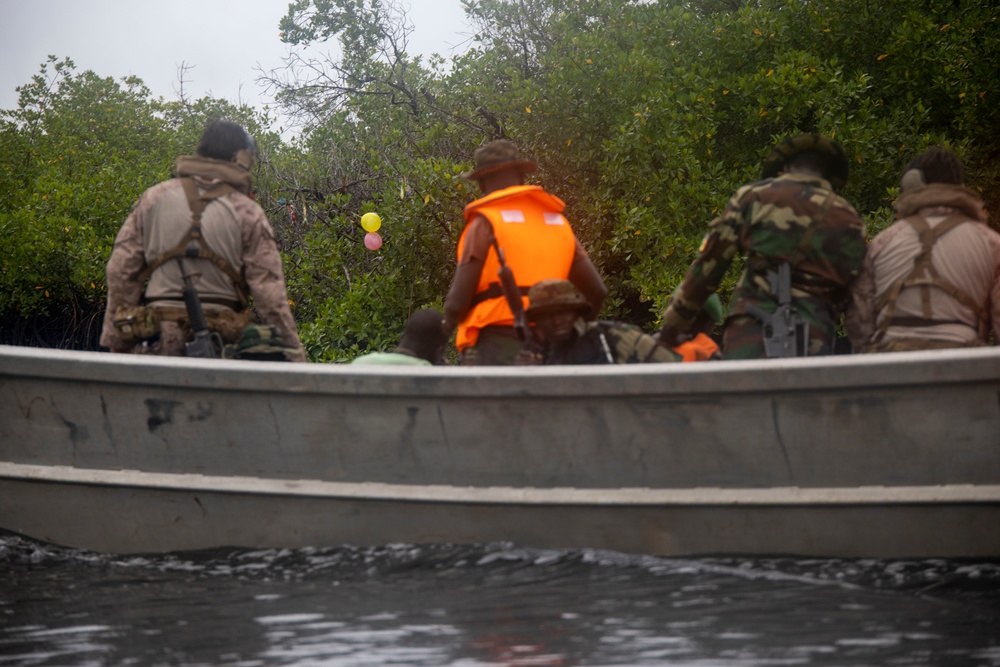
left=226, top=324, right=297, bottom=361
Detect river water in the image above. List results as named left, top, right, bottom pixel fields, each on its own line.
left=2, top=533, right=998, bottom=666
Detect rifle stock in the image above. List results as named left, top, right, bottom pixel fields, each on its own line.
left=177, top=257, right=222, bottom=359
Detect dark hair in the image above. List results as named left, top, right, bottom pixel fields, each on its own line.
left=399, top=308, right=448, bottom=362
left=904, top=147, right=964, bottom=185
left=784, top=150, right=829, bottom=176
left=196, top=120, right=255, bottom=161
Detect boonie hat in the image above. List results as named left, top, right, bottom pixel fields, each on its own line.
left=462, top=139, right=538, bottom=180
left=761, top=133, right=849, bottom=192
left=526, top=279, right=591, bottom=320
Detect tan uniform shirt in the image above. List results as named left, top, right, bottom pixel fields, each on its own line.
left=847, top=184, right=1000, bottom=349
left=100, top=161, right=306, bottom=361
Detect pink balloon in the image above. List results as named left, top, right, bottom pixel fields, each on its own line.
left=364, top=231, right=383, bottom=251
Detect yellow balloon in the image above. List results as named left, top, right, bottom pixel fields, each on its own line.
left=361, top=212, right=382, bottom=233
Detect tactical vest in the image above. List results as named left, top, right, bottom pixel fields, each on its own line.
left=137, top=178, right=249, bottom=309
left=869, top=213, right=988, bottom=346
left=457, top=185, right=577, bottom=350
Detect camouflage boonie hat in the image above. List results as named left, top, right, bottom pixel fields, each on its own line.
left=761, top=133, right=850, bottom=192
left=526, top=279, right=591, bottom=320
left=461, top=139, right=538, bottom=180
left=231, top=324, right=297, bottom=361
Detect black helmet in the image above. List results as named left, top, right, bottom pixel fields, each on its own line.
left=761, top=133, right=849, bottom=192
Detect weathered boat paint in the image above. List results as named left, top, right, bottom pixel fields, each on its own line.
left=1, top=344, right=998, bottom=556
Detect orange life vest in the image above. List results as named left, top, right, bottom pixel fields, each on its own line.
left=673, top=332, right=720, bottom=362
left=457, top=185, right=577, bottom=350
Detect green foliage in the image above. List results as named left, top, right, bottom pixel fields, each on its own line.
left=3, top=0, right=999, bottom=358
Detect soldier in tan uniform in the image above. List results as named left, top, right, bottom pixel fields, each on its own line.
left=100, top=120, right=306, bottom=361
left=847, top=147, right=1000, bottom=351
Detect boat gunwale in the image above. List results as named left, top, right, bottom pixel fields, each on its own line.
left=2, top=344, right=999, bottom=399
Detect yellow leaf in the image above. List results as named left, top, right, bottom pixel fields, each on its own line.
left=877, top=53, right=890, bottom=60
left=634, top=230, right=641, bottom=235
left=566, top=139, right=572, bottom=147
left=766, top=69, right=774, bottom=77
left=823, top=28, right=831, bottom=33
left=45, top=290, right=50, bottom=297
left=525, top=107, right=531, bottom=113
left=758, top=108, right=768, bottom=116
left=856, top=155, right=862, bottom=164
left=959, top=92, right=966, bottom=99
left=585, top=59, right=593, bottom=64
left=424, top=194, right=431, bottom=204
left=723, top=90, right=730, bottom=95
left=91, top=282, right=96, bottom=289
left=753, top=28, right=762, bottom=35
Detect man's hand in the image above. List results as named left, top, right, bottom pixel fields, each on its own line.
left=657, top=326, right=689, bottom=349
left=514, top=348, right=542, bottom=366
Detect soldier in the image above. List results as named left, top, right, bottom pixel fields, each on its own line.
left=658, top=133, right=866, bottom=359
left=350, top=309, right=449, bottom=366
left=847, top=147, right=1000, bottom=351
left=100, top=119, right=306, bottom=361
left=443, top=139, right=607, bottom=365
left=521, top=279, right=681, bottom=365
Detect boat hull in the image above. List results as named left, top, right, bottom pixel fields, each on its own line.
left=2, top=344, right=998, bottom=556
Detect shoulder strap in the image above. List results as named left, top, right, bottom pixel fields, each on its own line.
left=871, top=213, right=987, bottom=344
left=136, top=178, right=249, bottom=307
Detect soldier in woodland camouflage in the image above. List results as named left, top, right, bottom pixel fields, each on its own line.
left=658, top=133, right=866, bottom=359
left=522, top=279, right=682, bottom=365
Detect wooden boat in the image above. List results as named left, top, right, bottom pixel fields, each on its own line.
left=1, top=343, right=998, bottom=557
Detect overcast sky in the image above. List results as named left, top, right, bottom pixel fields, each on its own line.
left=0, top=0, right=473, bottom=131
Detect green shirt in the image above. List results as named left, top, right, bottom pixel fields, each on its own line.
left=349, top=351, right=432, bottom=366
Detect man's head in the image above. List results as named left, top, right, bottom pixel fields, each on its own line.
left=197, top=120, right=256, bottom=171
left=397, top=308, right=449, bottom=364
left=761, top=133, right=849, bottom=192
left=900, top=147, right=964, bottom=192
left=527, top=279, right=591, bottom=345
left=462, top=139, right=537, bottom=194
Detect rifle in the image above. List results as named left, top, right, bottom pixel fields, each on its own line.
left=176, top=257, right=222, bottom=359
left=744, top=262, right=810, bottom=358
left=491, top=239, right=541, bottom=353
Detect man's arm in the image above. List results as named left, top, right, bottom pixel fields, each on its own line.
left=845, top=247, right=877, bottom=351
left=238, top=198, right=307, bottom=362
left=443, top=215, right=491, bottom=335
left=100, top=202, right=148, bottom=352
left=568, top=240, right=607, bottom=320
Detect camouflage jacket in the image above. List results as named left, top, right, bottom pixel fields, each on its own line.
left=663, top=173, right=865, bottom=356
left=542, top=319, right=681, bottom=365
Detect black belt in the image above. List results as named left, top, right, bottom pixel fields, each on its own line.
left=469, top=282, right=530, bottom=308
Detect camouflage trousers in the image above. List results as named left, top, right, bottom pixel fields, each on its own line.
left=721, top=315, right=835, bottom=360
